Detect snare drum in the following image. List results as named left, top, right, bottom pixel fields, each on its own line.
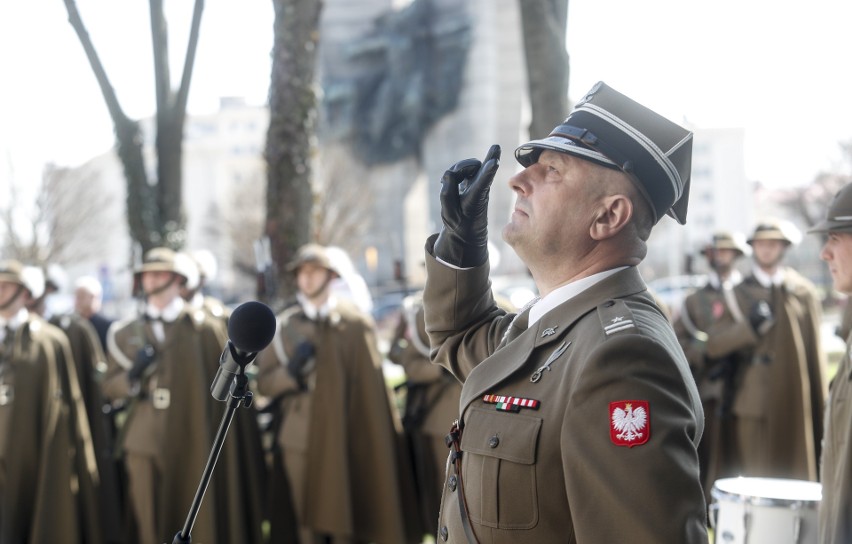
left=710, top=477, right=821, bottom=544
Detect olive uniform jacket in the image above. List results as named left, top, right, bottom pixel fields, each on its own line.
left=256, top=298, right=414, bottom=544
left=103, top=307, right=265, bottom=544
left=819, top=330, right=852, bottom=543
left=714, top=270, right=827, bottom=480
left=423, top=250, right=708, bottom=543
left=0, top=314, right=102, bottom=544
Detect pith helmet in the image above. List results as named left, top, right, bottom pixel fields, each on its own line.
left=515, top=81, right=693, bottom=225
left=703, top=231, right=750, bottom=257
left=808, top=183, right=852, bottom=234
left=286, top=244, right=338, bottom=275
left=0, top=260, right=45, bottom=299
left=135, top=247, right=197, bottom=285
left=748, top=219, right=802, bottom=246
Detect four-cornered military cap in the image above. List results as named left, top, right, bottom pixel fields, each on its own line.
left=515, top=81, right=693, bottom=225
left=286, top=244, right=339, bottom=275
left=134, top=247, right=197, bottom=284
left=704, top=231, right=750, bottom=257
left=808, top=183, right=852, bottom=234
left=747, top=219, right=802, bottom=246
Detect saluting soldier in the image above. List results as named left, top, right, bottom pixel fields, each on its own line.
left=0, top=261, right=103, bottom=543
left=718, top=220, right=827, bottom=481
left=674, top=231, right=750, bottom=502
left=809, top=183, right=852, bottom=543
left=423, top=82, right=707, bottom=543
left=256, top=243, right=414, bottom=544
left=102, top=248, right=264, bottom=544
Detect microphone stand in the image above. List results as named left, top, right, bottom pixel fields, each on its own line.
left=171, top=365, right=253, bottom=544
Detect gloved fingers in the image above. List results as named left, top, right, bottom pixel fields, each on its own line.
left=444, top=158, right=482, bottom=182
left=483, top=144, right=501, bottom=165
left=466, top=146, right=501, bottom=197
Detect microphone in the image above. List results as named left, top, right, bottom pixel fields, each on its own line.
left=210, top=301, right=276, bottom=401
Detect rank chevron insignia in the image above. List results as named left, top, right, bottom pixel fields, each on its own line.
left=604, top=316, right=634, bottom=335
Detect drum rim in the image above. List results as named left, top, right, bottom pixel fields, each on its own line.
left=710, top=477, right=821, bottom=507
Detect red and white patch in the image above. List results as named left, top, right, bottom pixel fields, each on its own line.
left=610, top=400, right=650, bottom=447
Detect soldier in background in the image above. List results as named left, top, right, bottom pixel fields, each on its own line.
left=720, top=220, right=827, bottom=480
left=674, top=231, right=750, bottom=504
left=0, top=261, right=103, bottom=543
left=75, top=275, right=115, bottom=352
left=102, top=248, right=264, bottom=544
left=808, top=183, right=852, bottom=543
left=387, top=291, right=462, bottom=536
left=33, top=266, right=127, bottom=543
left=256, top=243, right=415, bottom=544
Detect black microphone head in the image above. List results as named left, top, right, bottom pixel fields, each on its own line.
left=228, top=301, right=276, bottom=353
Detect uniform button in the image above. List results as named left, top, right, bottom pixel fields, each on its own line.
left=440, top=526, right=449, bottom=541
left=448, top=474, right=457, bottom=491
left=488, top=435, right=500, bottom=448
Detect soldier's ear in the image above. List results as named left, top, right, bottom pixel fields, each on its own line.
left=590, top=194, right=633, bottom=241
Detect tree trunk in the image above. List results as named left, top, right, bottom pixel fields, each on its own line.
left=63, top=0, right=204, bottom=253
left=519, top=0, right=570, bottom=139
left=264, top=0, right=323, bottom=303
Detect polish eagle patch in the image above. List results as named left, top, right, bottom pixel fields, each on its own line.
left=610, top=400, right=650, bottom=447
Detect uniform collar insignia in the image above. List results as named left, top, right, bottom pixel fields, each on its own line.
left=541, top=326, right=558, bottom=337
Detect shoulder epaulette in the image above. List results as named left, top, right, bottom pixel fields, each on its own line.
left=597, top=299, right=637, bottom=336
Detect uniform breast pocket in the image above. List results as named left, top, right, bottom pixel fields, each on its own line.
left=460, top=406, right=542, bottom=529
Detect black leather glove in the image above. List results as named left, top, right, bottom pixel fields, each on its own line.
left=287, top=341, right=315, bottom=390
left=128, top=344, right=157, bottom=382
left=749, top=300, right=775, bottom=335
left=433, top=145, right=501, bottom=267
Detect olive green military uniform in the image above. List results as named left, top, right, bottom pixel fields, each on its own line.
left=103, top=306, right=264, bottom=544
left=52, top=312, right=126, bottom=543
left=819, top=335, right=852, bottom=543
left=720, top=270, right=827, bottom=480
left=424, top=251, right=707, bottom=543
left=674, top=275, right=745, bottom=500
left=0, top=313, right=102, bottom=543
left=256, top=298, right=413, bottom=544
left=388, top=293, right=464, bottom=535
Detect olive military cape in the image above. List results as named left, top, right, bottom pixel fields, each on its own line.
left=51, top=312, right=126, bottom=543
left=674, top=278, right=745, bottom=499
left=0, top=314, right=102, bottom=544
left=712, top=270, right=827, bottom=480
left=423, top=245, right=708, bottom=543
left=103, top=307, right=265, bottom=544
left=257, top=299, right=415, bottom=544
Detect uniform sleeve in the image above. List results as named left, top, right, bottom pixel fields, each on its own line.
left=561, top=334, right=707, bottom=543
left=423, top=239, right=511, bottom=381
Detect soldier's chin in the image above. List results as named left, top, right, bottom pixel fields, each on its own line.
left=502, top=221, right=526, bottom=248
